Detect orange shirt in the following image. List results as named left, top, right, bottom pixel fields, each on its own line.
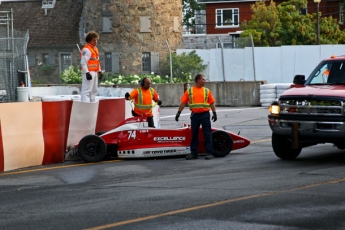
left=130, top=87, right=159, bottom=117
left=322, top=69, right=330, bottom=76
left=180, top=86, right=215, bottom=113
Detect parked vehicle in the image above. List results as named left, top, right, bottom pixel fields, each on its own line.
left=269, top=55, right=345, bottom=159
left=75, top=116, right=250, bottom=162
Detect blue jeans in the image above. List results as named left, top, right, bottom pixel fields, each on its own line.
left=190, top=111, right=213, bottom=155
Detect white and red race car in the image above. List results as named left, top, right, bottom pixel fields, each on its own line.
left=75, top=116, right=250, bottom=162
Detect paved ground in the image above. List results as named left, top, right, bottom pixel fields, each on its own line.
left=2, top=106, right=345, bottom=230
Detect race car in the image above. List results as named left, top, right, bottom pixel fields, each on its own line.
left=75, top=116, right=250, bottom=162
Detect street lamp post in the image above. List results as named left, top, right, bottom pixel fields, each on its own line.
left=314, top=0, right=321, bottom=45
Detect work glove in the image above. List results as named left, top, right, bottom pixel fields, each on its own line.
left=212, top=112, right=217, bottom=122
left=86, top=72, right=92, bottom=80
left=157, top=100, right=162, bottom=106
left=98, top=71, right=103, bottom=80
left=175, top=111, right=181, bottom=122
left=125, top=92, right=130, bottom=100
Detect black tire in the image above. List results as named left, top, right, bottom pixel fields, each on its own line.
left=272, top=132, right=301, bottom=160
left=78, top=135, right=107, bottom=163
left=334, top=141, right=345, bottom=150
left=212, top=130, right=233, bottom=157
left=96, top=131, right=106, bottom=136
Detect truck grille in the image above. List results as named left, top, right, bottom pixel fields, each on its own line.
left=279, top=99, right=343, bottom=115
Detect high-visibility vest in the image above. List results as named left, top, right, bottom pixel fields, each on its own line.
left=188, top=87, right=211, bottom=110
left=81, top=43, right=100, bottom=71
left=135, top=87, right=155, bottom=110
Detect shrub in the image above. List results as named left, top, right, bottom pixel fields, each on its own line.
left=159, top=50, right=207, bottom=82
left=60, top=66, right=82, bottom=84
left=58, top=66, right=196, bottom=85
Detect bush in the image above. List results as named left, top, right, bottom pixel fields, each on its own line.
left=58, top=66, right=198, bottom=85
left=159, top=50, right=207, bottom=82
left=60, top=66, right=82, bottom=84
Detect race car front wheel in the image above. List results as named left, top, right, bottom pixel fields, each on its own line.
left=212, top=130, right=233, bottom=157
left=78, top=135, right=107, bottom=163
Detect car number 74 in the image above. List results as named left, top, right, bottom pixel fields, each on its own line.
left=128, top=130, right=136, bottom=140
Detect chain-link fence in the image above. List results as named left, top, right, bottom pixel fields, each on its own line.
left=0, top=9, right=28, bottom=103
left=215, top=36, right=256, bottom=82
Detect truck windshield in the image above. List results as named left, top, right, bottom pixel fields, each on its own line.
left=307, top=61, right=345, bottom=85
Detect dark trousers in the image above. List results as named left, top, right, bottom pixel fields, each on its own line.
left=132, top=110, right=155, bottom=128
left=190, top=111, right=212, bottom=155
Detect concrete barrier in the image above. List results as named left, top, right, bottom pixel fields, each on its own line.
left=30, top=82, right=262, bottom=107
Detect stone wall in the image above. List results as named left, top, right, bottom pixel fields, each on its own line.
left=83, top=0, right=183, bottom=75
left=30, top=81, right=261, bottom=106
left=182, top=34, right=232, bottom=49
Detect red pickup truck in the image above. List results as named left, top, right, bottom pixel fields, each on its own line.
left=268, top=55, right=345, bottom=159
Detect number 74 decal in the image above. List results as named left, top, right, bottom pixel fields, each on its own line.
left=128, top=130, right=136, bottom=140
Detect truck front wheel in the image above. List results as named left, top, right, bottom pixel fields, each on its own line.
left=272, top=133, right=301, bottom=160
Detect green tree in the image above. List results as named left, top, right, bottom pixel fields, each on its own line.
left=277, top=0, right=315, bottom=45
left=160, top=50, right=207, bottom=82
left=241, top=0, right=345, bottom=46
left=183, top=0, right=205, bottom=33
left=241, top=0, right=281, bottom=46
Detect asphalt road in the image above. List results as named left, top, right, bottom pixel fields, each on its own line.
left=1, top=107, right=345, bottom=230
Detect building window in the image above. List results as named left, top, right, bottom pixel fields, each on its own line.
left=216, top=8, right=239, bottom=27
left=141, top=52, right=159, bottom=74
left=140, top=16, right=151, bottom=32
left=102, top=17, right=112, bottom=33
left=340, top=5, right=344, bottom=25
left=60, top=53, right=71, bottom=72
left=142, top=52, right=151, bottom=73
left=105, top=53, right=112, bottom=72
left=42, top=53, right=49, bottom=64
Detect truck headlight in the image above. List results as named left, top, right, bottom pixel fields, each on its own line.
left=270, top=104, right=280, bottom=115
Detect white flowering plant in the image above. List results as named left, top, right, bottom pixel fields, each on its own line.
left=59, top=66, right=192, bottom=85
left=60, top=66, right=82, bottom=84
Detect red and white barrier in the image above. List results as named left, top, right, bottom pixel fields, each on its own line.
left=0, top=98, right=137, bottom=172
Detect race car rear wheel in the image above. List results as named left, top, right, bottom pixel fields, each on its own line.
left=212, top=130, right=233, bottom=157
left=78, top=135, right=107, bottom=163
left=272, top=132, right=301, bottom=160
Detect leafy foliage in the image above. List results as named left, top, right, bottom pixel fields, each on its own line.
left=159, top=50, right=207, bottom=83
left=241, top=0, right=345, bottom=46
left=58, top=66, right=190, bottom=85
left=38, top=64, right=55, bottom=74
left=100, top=73, right=173, bottom=85
left=60, top=66, right=82, bottom=84
left=241, top=0, right=280, bottom=46
left=183, top=0, right=205, bottom=32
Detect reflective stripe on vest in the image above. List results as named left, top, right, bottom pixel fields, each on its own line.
left=81, top=44, right=100, bottom=71
left=188, top=87, right=210, bottom=109
left=135, top=88, right=155, bottom=109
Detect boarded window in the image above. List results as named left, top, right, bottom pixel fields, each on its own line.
left=48, top=53, right=56, bottom=65
left=111, top=52, right=119, bottom=73
left=102, top=17, right=112, bottom=33
left=151, top=52, right=159, bottom=74
left=173, top=16, right=179, bottom=32
left=42, top=53, right=56, bottom=65
left=28, top=53, right=36, bottom=67
left=140, top=16, right=151, bottom=32
left=42, top=53, right=49, bottom=64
